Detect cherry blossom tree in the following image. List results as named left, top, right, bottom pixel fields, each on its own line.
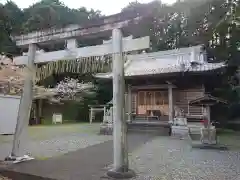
left=49, top=77, right=96, bottom=103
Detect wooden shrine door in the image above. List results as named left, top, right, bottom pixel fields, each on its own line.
left=137, top=90, right=169, bottom=118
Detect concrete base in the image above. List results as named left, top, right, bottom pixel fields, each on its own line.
left=99, top=124, right=113, bottom=135
left=189, top=133, right=201, bottom=140
left=171, top=126, right=189, bottom=139
left=106, top=168, right=136, bottom=179
left=200, top=128, right=217, bottom=144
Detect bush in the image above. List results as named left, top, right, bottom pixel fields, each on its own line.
left=228, top=103, right=240, bottom=119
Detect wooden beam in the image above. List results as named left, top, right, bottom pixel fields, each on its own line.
left=13, top=36, right=150, bottom=65
left=168, top=85, right=173, bottom=122
left=127, top=85, right=132, bottom=121
left=131, top=84, right=176, bottom=90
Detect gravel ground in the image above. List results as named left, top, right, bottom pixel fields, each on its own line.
left=2, top=125, right=240, bottom=180
left=126, top=137, right=240, bottom=180
left=0, top=124, right=112, bottom=160
left=0, top=134, right=112, bottom=160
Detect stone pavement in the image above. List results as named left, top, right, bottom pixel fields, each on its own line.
left=2, top=133, right=155, bottom=180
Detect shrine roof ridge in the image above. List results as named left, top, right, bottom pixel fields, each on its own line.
left=96, top=45, right=226, bottom=78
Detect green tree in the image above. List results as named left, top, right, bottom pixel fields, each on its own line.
left=21, top=0, right=101, bottom=32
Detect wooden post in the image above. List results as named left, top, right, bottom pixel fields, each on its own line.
left=66, top=39, right=78, bottom=49
left=206, top=106, right=211, bottom=126
left=11, top=43, right=36, bottom=157
left=39, top=99, right=42, bottom=121
left=103, top=106, right=106, bottom=123
left=107, top=29, right=135, bottom=178
left=168, top=85, right=173, bottom=122
left=90, top=108, right=93, bottom=124
left=127, top=85, right=132, bottom=122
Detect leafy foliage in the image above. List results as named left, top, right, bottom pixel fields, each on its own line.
left=0, top=0, right=102, bottom=55
left=1, top=0, right=238, bottom=62
left=124, top=0, right=239, bottom=103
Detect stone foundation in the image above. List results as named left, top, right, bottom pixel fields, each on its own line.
left=171, top=126, right=189, bottom=139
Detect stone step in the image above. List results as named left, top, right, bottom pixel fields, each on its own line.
left=189, top=133, right=201, bottom=140
left=128, top=122, right=169, bottom=128
left=189, top=123, right=202, bottom=140
left=128, top=125, right=169, bottom=130
left=127, top=128, right=170, bottom=136
left=133, top=116, right=169, bottom=122
left=127, top=122, right=170, bottom=136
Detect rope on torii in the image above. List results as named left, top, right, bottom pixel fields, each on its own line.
left=35, top=54, right=113, bottom=81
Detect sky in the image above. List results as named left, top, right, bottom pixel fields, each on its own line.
left=0, top=0, right=176, bottom=15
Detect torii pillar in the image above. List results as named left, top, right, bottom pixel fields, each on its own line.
left=106, top=29, right=135, bottom=178
left=7, top=43, right=36, bottom=161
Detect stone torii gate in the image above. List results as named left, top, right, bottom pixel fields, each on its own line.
left=9, top=16, right=150, bottom=178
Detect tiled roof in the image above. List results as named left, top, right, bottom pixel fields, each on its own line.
left=96, top=45, right=225, bottom=78
left=189, top=94, right=227, bottom=106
